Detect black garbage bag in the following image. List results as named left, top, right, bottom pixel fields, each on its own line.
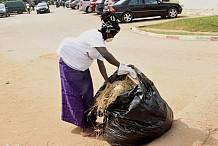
left=90, top=65, right=173, bottom=146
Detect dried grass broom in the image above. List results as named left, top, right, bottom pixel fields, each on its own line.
left=92, top=76, right=137, bottom=116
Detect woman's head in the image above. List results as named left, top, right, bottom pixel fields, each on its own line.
left=100, top=11, right=120, bottom=41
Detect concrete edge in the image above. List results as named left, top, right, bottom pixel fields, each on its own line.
left=131, top=27, right=218, bottom=41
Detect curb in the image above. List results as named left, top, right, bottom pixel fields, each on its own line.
left=131, top=27, right=218, bottom=41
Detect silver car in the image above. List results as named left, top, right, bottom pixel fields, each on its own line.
left=79, top=0, right=90, bottom=12
left=0, top=3, right=10, bottom=17
left=70, top=0, right=80, bottom=9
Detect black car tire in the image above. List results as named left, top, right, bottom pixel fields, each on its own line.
left=75, top=5, right=79, bottom=10
left=167, top=7, right=178, bottom=18
left=85, top=6, right=91, bottom=13
left=17, top=10, right=23, bottom=14
left=121, top=12, right=133, bottom=23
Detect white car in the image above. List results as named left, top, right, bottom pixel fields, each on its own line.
left=79, top=0, right=91, bottom=12
left=0, top=3, right=10, bottom=17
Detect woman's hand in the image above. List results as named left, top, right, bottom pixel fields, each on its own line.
left=105, top=81, right=111, bottom=89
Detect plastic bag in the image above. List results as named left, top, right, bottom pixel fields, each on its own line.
left=90, top=65, right=173, bottom=146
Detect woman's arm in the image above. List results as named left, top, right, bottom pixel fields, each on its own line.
left=96, top=47, right=120, bottom=68
left=97, top=59, right=110, bottom=83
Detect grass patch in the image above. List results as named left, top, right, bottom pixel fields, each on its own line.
left=138, top=15, right=218, bottom=36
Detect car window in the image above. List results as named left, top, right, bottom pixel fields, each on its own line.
left=104, top=0, right=108, bottom=4
left=114, top=0, right=125, bottom=5
left=96, top=0, right=104, bottom=2
left=38, top=3, right=47, bottom=7
left=144, top=0, right=157, bottom=4
left=129, top=0, right=144, bottom=5
left=0, top=4, right=5, bottom=8
left=5, top=2, right=13, bottom=6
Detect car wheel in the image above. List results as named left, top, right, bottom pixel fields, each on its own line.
left=167, top=7, right=178, bottom=18
left=18, top=10, right=23, bottom=14
left=121, top=12, right=133, bottom=23
left=85, top=6, right=91, bottom=13
left=74, top=5, right=78, bottom=9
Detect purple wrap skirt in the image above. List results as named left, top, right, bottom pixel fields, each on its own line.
left=59, top=58, right=96, bottom=128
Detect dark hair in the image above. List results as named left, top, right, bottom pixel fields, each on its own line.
left=100, top=11, right=120, bottom=33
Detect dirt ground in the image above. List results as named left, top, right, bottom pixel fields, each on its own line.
left=0, top=6, right=218, bottom=146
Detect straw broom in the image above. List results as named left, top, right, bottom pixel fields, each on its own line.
left=90, top=75, right=138, bottom=138
left=92, top=75, right=138, bottom=116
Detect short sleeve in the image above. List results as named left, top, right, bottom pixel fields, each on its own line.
left=97, top=54, right=104, bottom=61
left=87, top=30, right=106, bottom=48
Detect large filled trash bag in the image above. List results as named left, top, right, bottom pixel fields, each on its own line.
left=90, top=65, right=173, bottom=146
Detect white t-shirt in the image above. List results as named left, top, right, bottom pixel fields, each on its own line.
left=57, top=29, right=106, bottom=71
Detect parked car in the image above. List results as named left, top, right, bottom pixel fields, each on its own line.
left=70, top=0, right=80, bottom=9
left=103, top=0, right=119, bottom=12
left=4, top=0, right=26, bottom=14
left=89, top=0, right=97, bottom=12
left=0, top=3, right=10, bottom=17
left=95, top=0, right=105, bottom=14
left=65, top=0, right=69, bottom=7
left=110, top=0, right=182, bottom=23
left=36, top=2, right=50, bottom=14
left=30, top=1, right=36, bottom=10
left=79, top=0, right=90, bottom=13
left=65, top=0, right=73, bottom=8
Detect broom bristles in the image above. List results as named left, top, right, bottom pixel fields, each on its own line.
left=92, top=76, right=136, bottom=115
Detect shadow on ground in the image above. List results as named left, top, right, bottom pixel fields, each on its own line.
left=143, top=119, right=218, bottom=146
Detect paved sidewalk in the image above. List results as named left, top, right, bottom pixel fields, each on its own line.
left=182, top=9, right=218, bottom=16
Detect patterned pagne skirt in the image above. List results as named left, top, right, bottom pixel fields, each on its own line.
left=59, top=58, right=96, bottom=128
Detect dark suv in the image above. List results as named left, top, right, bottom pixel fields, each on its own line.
left=4, top=0, right=26, bottom=14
